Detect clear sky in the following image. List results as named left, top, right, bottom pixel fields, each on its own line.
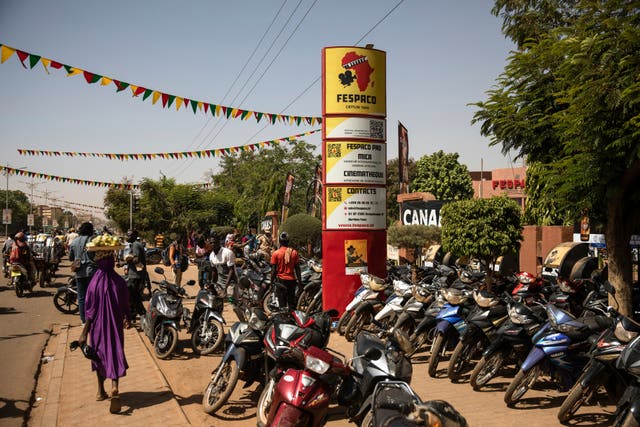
left=0, top=0, right=515, bottom=218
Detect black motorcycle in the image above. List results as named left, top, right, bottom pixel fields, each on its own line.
left=53, top=276, right=79, bottom=314
left=614, top=331, right=640, bottom=426
left=202, top=307, right=270, bottom=414
left=140, top=267, right=194, bottom=359
left=188, top=281, right=225, bottom=356
left=10, top=262, right=33, bottom=297
left=371, top=380, right=468, bottom=427
left=338, top=329, right=414, bottom=426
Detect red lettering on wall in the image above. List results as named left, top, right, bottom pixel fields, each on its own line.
left=492, top=179, right=526, bottom=190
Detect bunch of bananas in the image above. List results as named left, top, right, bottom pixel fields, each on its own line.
left=88, top=234, right=122, bottom=247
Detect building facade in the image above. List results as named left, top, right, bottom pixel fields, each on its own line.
left=470, top=166, right=527, bottom=209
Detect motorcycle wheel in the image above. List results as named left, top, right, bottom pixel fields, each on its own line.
left=344, top=308, right=371, bottom=342
left=296, top=289, right=313, bottom=312
left=202, top=358, right=239, bottom=414
left=262, top=290, right=277, bottom=317
left=256, top=377, right=276, bottom=426
left=447, top=341, right=476, bottom=382
left=53, top=289, right=79, bottom=314
left=336, top=310, right=353, bottom=336
left=470, top=353, right=505, bottom=391
left=15, top=281, right=24, bottom=298
left=304, top=295, right=322, bottom=315
left=191, top=318, right=224, bottom=356
left=154, top=326, right=178, bottom=359
left=557, top=380, right=598, bottom=423
left=504, top=366, right=540, bottom=406
left=361, top=409, right=374, bottom=427
left=614, top=405, right=640, bottom=427
left=427, top=333, right=445, bottom=378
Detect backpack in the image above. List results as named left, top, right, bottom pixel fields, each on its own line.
left=161, top=246, right=171, bottom=267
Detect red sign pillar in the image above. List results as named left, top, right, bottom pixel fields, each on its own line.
left=321, top=46, right=387, bottom=314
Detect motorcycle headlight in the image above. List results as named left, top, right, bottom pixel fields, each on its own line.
left=305, top=354, right=330, bottom=375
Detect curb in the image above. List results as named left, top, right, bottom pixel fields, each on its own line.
left=40, top=323, right=69, bottom=427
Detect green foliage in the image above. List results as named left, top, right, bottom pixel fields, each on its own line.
left=279, top=213, right=322, bottom=254
left=210, top=140, right=320, bottom=229
left=475, top=0, right=640, bottom=310
left=386, top=158, right=416, bottom=225
left=441, top=197, right=522, bottom=280
left=412, top=151, right=474, bottom=201
left=387, top=223, right=441, bottom=250
left=0, top=190, right=31, bottom=235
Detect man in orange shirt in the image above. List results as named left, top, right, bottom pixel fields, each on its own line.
left=270, top=232, right=301, bottom=311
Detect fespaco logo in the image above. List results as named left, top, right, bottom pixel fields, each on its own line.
left=337, top=51, right=376, bottom=105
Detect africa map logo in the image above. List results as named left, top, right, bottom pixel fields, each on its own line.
left=338, top=52, right=374, bottom=92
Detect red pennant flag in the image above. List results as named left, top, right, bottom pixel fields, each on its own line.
left=16, top=50, right=29, bottom=68
left=50, top=61, right=63, bottom=69
left=161, top=93, right=169, bottom=108
left=133, top=86, right=146, bottom=97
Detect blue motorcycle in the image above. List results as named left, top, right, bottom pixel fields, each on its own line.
left=427, top=286, right=473, bottom=377
left=504, top=303, right=610, bottom=406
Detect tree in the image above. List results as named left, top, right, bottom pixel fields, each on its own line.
left=386, top=157, right=416, bottom=225
left=0, top=190, right=30, bottom=236
left=473, top=0, right=640, bottom=314
left=210, top=140, right=320, bottom=229
left=412, top=151, right=474, bottom=201
left=441, top=197, right=522, bottom=290
left=387, top=223, right=441, bottom=264
left=279, top=213, right=322, bottom=257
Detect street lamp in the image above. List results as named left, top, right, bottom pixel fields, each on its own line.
left=4, top=163, right=27, bottom=239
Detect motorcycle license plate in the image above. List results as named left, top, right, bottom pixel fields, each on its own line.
left=11, top=271, right=21, bottom=277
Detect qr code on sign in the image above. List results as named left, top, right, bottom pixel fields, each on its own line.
left=369, top=120, right=384, bottom=139
left=328, top=188, right=342, bottom=202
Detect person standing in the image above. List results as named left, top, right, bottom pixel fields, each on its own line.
left=168, top=235, right=187, bottom=286
left=270, top=232, right=301, bottom=310
left=209, top=237, right=238, bottom=299
left=257, top=226, right=274, bottom=261
left=194, top=234, right=213, bottom=289
left=68, top=222, right=97, bottom=324
left=78, top=247, right=131, bottom=413
left=3, top=236, right=14, bottom=278
left=65, top=228, right=79, bottom=252
left=124, top=229, right=147, bottom=319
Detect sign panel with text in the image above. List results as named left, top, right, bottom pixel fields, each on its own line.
left=325, top=186, right=386, bottom=230
left=324, top=116, right=386, bottom=141
left=323, top=47, right=386, bottom=116
left=325, top=142, right=386, bottom=185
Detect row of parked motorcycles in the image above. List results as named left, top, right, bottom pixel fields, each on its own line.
left=331, top=260, right=640, bottom=425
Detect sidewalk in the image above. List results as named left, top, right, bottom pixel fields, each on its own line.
left=32, top=323, right=190, bottom=427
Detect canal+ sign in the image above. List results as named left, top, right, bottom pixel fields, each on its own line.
left=401, top=200, right=448, bottom=227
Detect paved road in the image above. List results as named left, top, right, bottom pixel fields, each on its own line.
left=0, top=259, right=80, bottom=427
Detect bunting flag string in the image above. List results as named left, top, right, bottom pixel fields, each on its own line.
left=0, top=166, right=138, bottom=190
left=17, top=129, right=321, bottom=160
left=0, top=42, right=322, bottom=126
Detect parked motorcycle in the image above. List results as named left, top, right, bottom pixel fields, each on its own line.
left=187, top=280, right=225, bottom=356
left=140, top=267, right=194, bottom=359
left=335, top=272, right=385, bottom=336
left=343, top=273, right=394, bottom=341
left=371, top=380, right=468, bottom=427
left=557, top=282, right=640, bottom=423
left=296, top=258, right=323, bottom=313
left=145, top=247, right=163, bottom=265
left=256, top=308, right=336, bottom=426
left=338, top=329, right=414, bottom=426
left=53, top=276, right=79, bottom=314
left=614, top=332, right=640, bottom=426
left=447, top=289, right=509, bottom=382
left=234, top=258, right=273, bottom=320
left=202, top=307, right=270, bottom=414
left=503, top=303, right=611, bottom=406
left=10, top=263, right=33, bottom=297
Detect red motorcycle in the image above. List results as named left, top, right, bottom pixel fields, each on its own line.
left=262, top=344, right=380, bottom=427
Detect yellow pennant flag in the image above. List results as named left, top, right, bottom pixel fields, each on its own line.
left=101, top=77, right=113, bottom=86
left=129, top=85, right=138, bottom=96
left=40, top=58, right=51, bottom=74
left=67, top=67, right=82, bottom=76
left=215, top=105, right=221, bottom=116
left=176, top=97, right=184, bottom=110
left=0, top=45, right=15, bottom=63
left=152, top=91, right=161, bottom=105
left=197, top=101, right=203, bottom=111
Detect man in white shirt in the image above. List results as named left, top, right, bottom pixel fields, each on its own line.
left=209, top=237, right=238, bottom=298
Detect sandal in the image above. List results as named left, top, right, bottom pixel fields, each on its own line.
left=96, top=391, right=108, bottom=401
left=109, top=392, right=121, bottom=414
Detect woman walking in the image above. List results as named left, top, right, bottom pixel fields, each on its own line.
left=78, top=243, right=131, bottom=414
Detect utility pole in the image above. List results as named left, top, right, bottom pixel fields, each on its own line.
left=20, top=179, right=39, bottom=235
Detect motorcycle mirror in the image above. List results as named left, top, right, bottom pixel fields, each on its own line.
left=154, top=266, right=165, bottom=275
left=363, top=347, right=382, bottom=361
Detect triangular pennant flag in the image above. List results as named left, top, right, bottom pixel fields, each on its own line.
left=255, top=112, right=263, bottom=123
left=50, top=60, right=62, bottom=69
left=161, top=93, right=169, bottom=108
left=191, top=100, right=198, bottom=114
left=142, top=89, right=153, bottom=101
left=28, top=54, right=41, bottom=69
left=67, top=67, right=82, bottom=76
left=241, top=110, right=251, bottom=120
left=152, top=91, right=161, bottom=105
left=203, top=103, right=209, bottom=114
left=40, top=58, right=51, bottom=74
left=1, top=45, right=16, bottom=63
left=101, top=76, right=113, bottom=86
left=167, top=95, right=176, bottom=108
left=133, top=86, right=146, bottom=97
left=83, top=71, right=101, bottom=84
left=175, top=97, right=184, bottom=110
left=226, top=108, right=233, bottom=118
left=16, top=50, right=29, bottom=68
left=114, top=80, right=129, bottom=92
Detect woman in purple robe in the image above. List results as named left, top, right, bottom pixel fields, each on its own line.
left=79, top=251, right=131, bottom=414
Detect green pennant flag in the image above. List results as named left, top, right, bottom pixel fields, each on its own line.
left=63, top=65, right=73, bottom=74
left=29, top=54, right=41, bottom=69
left=270, top=115, right=277, bottom=124
left=225, top=108, right=233, bottom=118
left=167, top=95, right=176, bottom=108
left=296, top=116, right=302, bottom=126
left=191, top=100, right=198, bottom=113
left=255, top=112, right=263, bottom=122
left=142, top=89, right=153, bottom=101
left=115, top=81, right=129, bottom=92
left=210, top=104, right=217, bottom=116
left=241, top=110, right=250, bottom=120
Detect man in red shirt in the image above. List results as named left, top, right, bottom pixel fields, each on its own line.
left=270, top=232, right=301, bottom=311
